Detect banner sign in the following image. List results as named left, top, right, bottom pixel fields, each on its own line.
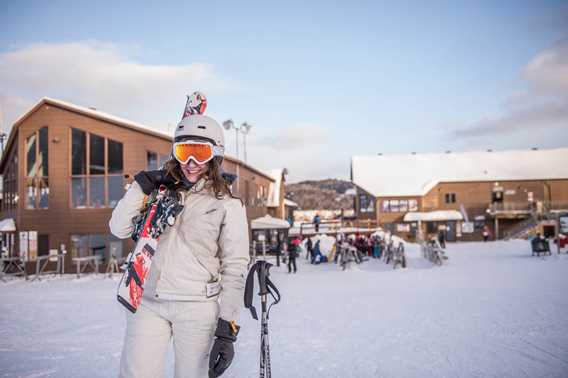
left=19, top=231, right=28, bottom=261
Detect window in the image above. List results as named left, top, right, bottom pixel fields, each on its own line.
left=245, top=180, right=250, bottom=206
left=146, top=151, right=171, bottom=170
left=108, top=140, right=123, bottom=174
left=408, top=199, right=418, bottom=211
left=70, top=128, right=124, bottom=208
left=25, top=127, right=49, bottom=209
left=70, top=234, right=122, bottom=263
left=2, top=148, right=18, bottom=211
left=382, top=199, right=418, bottom=213
left=72, top=128, right=86, bottom=175
left=89, top=134, right=105, bottom=175
left=359, top=193, right=375, bottom=213
left=147, top=151, right=158, bottom=170
left=445, top=193, right=456, bottom=204
left=396, top=223, right=410, bottom=232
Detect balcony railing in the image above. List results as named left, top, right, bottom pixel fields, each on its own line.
left=488, top=203, right=532, bottom=214
left=488, top=202, right=568, bottom=217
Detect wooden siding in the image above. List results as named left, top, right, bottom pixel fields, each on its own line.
left=0, top=101, right=277, bottom=272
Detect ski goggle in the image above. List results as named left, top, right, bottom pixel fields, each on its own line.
left=173, top=141, right=224, bottom=165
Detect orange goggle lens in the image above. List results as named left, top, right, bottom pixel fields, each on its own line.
left=174, top=143, right=214, bottom=164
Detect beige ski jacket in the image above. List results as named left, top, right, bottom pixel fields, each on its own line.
left=109, top=179, right=250, bottom=321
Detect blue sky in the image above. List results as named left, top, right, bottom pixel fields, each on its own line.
left=1, top=1, right=567, bottom=182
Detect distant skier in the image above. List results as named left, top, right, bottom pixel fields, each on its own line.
left=313, top=213, right=321, bottom=233
left=109, top=93, right=249, bottom=378
left=482, top=225, right=490, bottom=242
left=306, top=236, right=313, bottom=260
left=438, top=230, right=446, bottom=249
left=287, top=237, right=301, bottom=273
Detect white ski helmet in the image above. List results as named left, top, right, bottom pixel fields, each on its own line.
left=173, top=92, right=225, bottom=150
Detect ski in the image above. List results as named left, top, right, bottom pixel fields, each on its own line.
left=117, top=185, right=184, bottom=313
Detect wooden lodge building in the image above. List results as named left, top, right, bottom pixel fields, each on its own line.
left=0, top=97, right=286, bottom=272
left=351, top=148, right=568, bottom=241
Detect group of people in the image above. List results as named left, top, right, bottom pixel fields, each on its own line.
left=297, top=232, right=398, bottom=265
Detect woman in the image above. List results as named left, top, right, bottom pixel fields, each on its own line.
left=109, top=94, right=249, bottom=378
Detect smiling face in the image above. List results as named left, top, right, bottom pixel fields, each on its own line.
left=180, top=159, right=209, bottom=183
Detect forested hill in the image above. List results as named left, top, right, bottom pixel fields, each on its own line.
left=285, top=179, right=355, bottom=210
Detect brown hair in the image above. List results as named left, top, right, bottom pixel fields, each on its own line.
left=163, top=157, right=239, bottom=200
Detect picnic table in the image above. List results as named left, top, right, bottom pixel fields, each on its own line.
left=0, top=256, right=27, bottom=281
left=72, top=256, right=102, bottom=278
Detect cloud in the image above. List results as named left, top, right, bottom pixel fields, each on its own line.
left=239, top=123, right=347, bottom=182
left=0, top=41, right=232, bottom=131
left=452, top=39, right=568, bottom=138
left=0, top=95, right=31, bottom=132
left=253, top=124, right=330, bottom=150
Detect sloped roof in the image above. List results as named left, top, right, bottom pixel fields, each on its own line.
left=352, top=148, right=568, bottom=197
left=284, top=198, right=298, bottom=208
left=0, top=97, right=273, bottom=183
left=403, top=210, right=463, bottom=222
left=251, top=215, right=290, bottom=230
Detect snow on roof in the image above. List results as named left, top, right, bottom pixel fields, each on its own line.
left=0, top=218, right=16, bottom=232
left=251, top=215, right=291, bottom=230
left=344, top=188, right=356, bottom=196
left=352, top=148, right=568, bottom=197
left=403, top=210, right=463, bottom=222
left=26, top=97, right=173, bottom=140
left=267, top=168, right=286, bottom=208
left=284, top=198, right=298, bottom=208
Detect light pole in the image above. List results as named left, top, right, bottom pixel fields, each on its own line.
left=241, top=122, right=252, bottom=163
left=222, top=119, right=253, bottom=163
left=0, top=132, right=7, bottom=157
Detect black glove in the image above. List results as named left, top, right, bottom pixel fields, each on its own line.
left=209, top=318, right=240, bottom=378
left=134, top=169, right=178, bottom=195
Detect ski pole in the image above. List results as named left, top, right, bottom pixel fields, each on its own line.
left=244, top=260, right=281, bottom=378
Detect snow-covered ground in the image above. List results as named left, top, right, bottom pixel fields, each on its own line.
left=1, top=240, right=568, bottom=378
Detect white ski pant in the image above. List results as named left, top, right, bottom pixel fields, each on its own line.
left=119, top=298, right=219, bottom=378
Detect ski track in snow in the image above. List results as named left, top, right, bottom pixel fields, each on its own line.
left=1, top=240, right=567, bottom=377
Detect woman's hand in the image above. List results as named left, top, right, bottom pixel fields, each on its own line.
left=134, top=169, right=177, bottom=195
left=208, top=318, right=239, bottom=377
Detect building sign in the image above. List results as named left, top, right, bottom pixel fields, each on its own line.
left=560, top=214, right=568, bottom=234
left=28, top=231, right=38, bottom=261
left=462, top=222, right=474, bottom=233
left=19, top=232, right=28, bottom=261
left=396, top=223, right=410, bottom=232
left=49, top=249, right=59, bottom=262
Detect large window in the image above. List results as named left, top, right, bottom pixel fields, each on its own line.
left=70, top=234, right=122, bottom=263
left=359, top=193, right=375, bottom=213
left=25, top=127, right=49, bottom=209
left=381, top=199, right=418, bottom=213
left=71, top=128, right=124, bottom=208
left=2, top=148, right=18, bottom=211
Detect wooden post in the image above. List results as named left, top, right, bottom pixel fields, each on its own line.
left=494, top=217, right=500, bottom=240
left=106, top=255, right=119, bottom=277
